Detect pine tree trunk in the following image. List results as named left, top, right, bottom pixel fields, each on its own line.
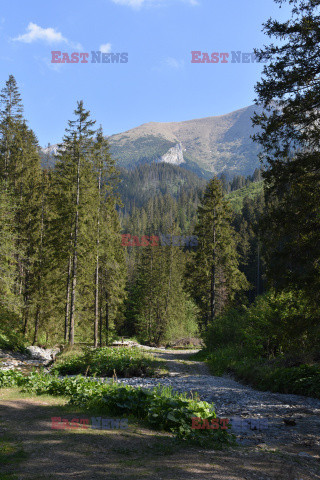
left=210, top=211, right=216, bottom=324
left=69, top=225, right=78, bottom=346
left=64, top=226, right=73, bottom=342
left=105, top=289, right=109, bottom=346
left=257, top=237, right=260, bottom=296
left=99, top=302, right=103, bottom=347
left=69, top=150, right=81, bottom=346
left=164, top=242, right=173, bottom=316
left=64, top=252, right=72, bottom=342
left=4, top=132, right=9, bottom=187
left=23, top=267, right=30, bottom=335
left=33, top=304, right=40, bottom=345
left=34, top=174, right=45, bottom=345
left=94, top=259, right=99, bottom=347
left=23, top=302, right=29, bottom=335
left=94, top=164, right=102, bottom=347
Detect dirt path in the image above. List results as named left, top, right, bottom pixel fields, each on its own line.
left=154, top=349, right=210, bottom=376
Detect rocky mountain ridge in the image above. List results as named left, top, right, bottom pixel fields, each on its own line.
left=41, top=104, right=263, bottom=178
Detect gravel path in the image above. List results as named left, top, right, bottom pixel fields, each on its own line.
left=114, top=349, right=320, bottom=457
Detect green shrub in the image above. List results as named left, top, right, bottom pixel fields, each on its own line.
left=201, top=290, right=320, bottom=398
left=205, top=349, right=320, bottom=398
left=0, top=370, right=25, bottom=387
left=67, top=382, right=234, bottom=447
left=204, top=291, right=318, bottom=360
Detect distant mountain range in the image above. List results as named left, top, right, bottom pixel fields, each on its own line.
left=42, top=104, right=263, bottom=178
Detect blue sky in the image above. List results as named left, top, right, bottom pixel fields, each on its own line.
left=0, top=0, right=291, bottom=146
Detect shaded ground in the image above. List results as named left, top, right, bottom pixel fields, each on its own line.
left=0, top=389, right=319, bottom=480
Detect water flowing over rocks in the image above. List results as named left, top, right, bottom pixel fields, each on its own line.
left=0, top=346, right=61, bottom=371
left=26, top=346, right=60, bottom=362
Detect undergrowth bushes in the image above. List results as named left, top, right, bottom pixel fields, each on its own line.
left=201, top=291, right=320, bottom=398
left=0, top=370, right=234, bottom=448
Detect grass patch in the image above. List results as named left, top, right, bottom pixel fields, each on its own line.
left=0, top=437, right=27, bottom=465
left=52, top=346, right=157, bottom=378
left=189, top=349, right=209, bottom=362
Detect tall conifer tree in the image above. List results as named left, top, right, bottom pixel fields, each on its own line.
left=188, top=178, right=247, bottom=328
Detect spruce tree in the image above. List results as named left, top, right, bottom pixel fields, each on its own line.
left=0, top=75, right=23, bottom=187
left=0, top=76, right=42, bottom=338
left=0, top=181, right=20, bottom=316
left=252, top=0, right=320, bottom=305
left=55, top=101, right=96, bottom=345
left=188, top=177, right=248, bottom=328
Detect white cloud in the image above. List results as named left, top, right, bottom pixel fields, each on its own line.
left=111, top=0, right=145, bottom=6
left=153, top=56, right=185, bottom=72
left=111, top=0, right=199, bottom=8
left=165, top=57, right=184, bottom=69
left=39, top=56, right=64, bottom=72
left=13, top=23, right=82, bottom=50
left=100, top=43, right=112, bottom=53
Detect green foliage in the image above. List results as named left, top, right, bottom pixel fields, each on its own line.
left=0, top=183, right=21, bottom=316
left=70, top=382, right=234, bottom=447
left=0, top=370, right=25, bottom=388
left=257, top=364, right=320, bottom=397
left=226, top=181, right=264, bottom=214
left=207, top=353, right=320, bottom=399
left=122, top=188, right=200, bottom=345
left=52, top=347, right=156, bottom=377
left=205, top=291, right=318, bottom=359
left=0, top=76, right=43, bottom=340
left=50, top=103, right=127, bottom=346
left=118, top=162, right=206, bottom=214
left=130, top=244, right=197, bottom=345
left=252, top=0, right=320, bottom=309
left=0, top=370, right=234, bottom=447
left=202, top=290, right=320, bottom=398
left=0, top=329, right=26, bottom=353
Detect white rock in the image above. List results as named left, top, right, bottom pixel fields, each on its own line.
left=26, top=346, right=54, bottom=361
left=157, top=143, right=185, bottom=166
